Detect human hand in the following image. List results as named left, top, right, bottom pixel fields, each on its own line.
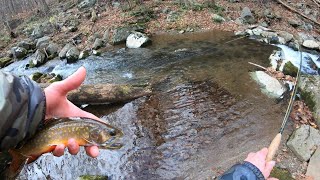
left=44, top=67, right=99, bottom=158
left=245, top=148, right=277, bottom=180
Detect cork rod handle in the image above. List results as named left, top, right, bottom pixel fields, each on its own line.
left=266, top=133, right=282, bottom=162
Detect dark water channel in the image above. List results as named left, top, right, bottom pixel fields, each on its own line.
left=5, top=31, right=289, bottom=179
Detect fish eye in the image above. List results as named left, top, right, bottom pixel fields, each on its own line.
left=109, top=129, right=117, bottom=136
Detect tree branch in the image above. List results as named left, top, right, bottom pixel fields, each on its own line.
left=274, top=0, right=320, bottom=27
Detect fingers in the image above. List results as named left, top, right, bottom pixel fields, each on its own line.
left=258, top=148, right=268, bottom=157
left=85, top=146, right=100, bottom=158
left=264, top=161, right=276, bottom=178
left=51, top=66, right=86, bottom=95
left=52, top=144, right=65, bottom=157
left=67, top=138, right=80, bottom=155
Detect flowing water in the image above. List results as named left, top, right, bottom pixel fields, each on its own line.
left=4, top=31, right=293, bottom=179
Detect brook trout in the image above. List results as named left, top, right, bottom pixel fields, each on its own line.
left=6, top=117, right=123, bottom=178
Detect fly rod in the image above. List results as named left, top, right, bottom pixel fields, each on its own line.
left=266, top=44, right=303, bottom=162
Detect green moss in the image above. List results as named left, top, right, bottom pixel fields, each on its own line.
left=30, top=72, right=43, bottom=82
left=119, top=85, right=131, bottom=95
left=0, top=57, right=13, bottom=68
left=78, top=175, right=108, bottom=180
left=299, top=89, right=316, bottom=111
left=270, top=167, right=294, bottom=180
left=283, top=61, right=298, bottom=77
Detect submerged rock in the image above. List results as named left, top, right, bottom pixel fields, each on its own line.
left=306, top=147, right=320, bottom=180
left=126, top=32, right=151, bottom=48
left=287, top=125, right=320, bottom=161
left=299, top=75, right=320, bottom=125
left=30, top=72, right=62, bottom=83
left=250, top=71, right=286, bottom=98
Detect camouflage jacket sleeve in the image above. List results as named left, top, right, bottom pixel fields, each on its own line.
left=0, top=71, right=46, bottom=151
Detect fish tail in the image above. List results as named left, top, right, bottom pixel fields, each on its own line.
left=7, top=149, right=29, bottom=179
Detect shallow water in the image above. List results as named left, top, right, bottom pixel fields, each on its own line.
left=4, top=31, right=293, bottom=179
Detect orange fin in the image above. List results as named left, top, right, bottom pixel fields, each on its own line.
left=7, top=149, right=29, bottom=179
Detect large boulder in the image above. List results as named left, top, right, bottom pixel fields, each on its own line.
left=250, top=71, right=286, bottom=98
left=59, top=43, right=74, bottom=59
left=77, top=0, right=97, bottom=9
left=29, top=49, right=47, bottom=67
left=31, top=22, right=55, bottom=39
left=126, top=32, right=151, bottom=48
left=287, top=125, right=320, bottom=161
left=299, top=75, right=320, bottom=125
left=306, top=147, right=320, bottom=180
left=66, top=47, right=80, bottom=63
left=11, top=47, right=28, bottom=59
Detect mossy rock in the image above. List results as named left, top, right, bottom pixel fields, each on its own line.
left=30, top=72, right=62, bottom=83
left=77, top=175, right=108, bottom=180
left=270, top=167, right=294, bottom=180
left=29, top=72, right=44, bottom=82
left=0, top=57, right=13, bottom=68
left=283, top=61, right=298, bottom=77
left=298, top=75, right=320, bottom=125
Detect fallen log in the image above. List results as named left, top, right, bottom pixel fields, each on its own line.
left=40, top=83, right=152, bottom=104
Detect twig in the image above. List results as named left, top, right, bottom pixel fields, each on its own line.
left=312, top=0, right=320, bottom=7
left=274, top=0, right=320, bottom=27
left=248, top=62, right=268, bottom=70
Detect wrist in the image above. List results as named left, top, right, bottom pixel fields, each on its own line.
left=243, top=161, right=265, bottom=180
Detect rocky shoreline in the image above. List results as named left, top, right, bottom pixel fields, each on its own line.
left=0, top=0, right=320, bottom=179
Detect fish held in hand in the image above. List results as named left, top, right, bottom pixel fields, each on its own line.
left=7, top=117, right=123, bottom=178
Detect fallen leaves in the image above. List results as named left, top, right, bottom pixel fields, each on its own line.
left=290, top=100, right=318, bottom=129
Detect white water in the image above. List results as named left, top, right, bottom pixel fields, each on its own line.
left=271, top=45, right=320, bottom=75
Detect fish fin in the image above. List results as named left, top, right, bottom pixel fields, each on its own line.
left=99, top=143, right=123, bottom=150
left=82, top=137, right=98, bottom=146
left=7, top=149, right=29, bottom=179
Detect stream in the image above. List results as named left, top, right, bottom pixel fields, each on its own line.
left=4, top=31, right=293, bottom=179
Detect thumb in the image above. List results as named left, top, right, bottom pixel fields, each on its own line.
left=264, top=161, right=276, bottom=178
left=52, top=66, right=86, bottom=95
left=267, top=178, right=279, bottom=180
